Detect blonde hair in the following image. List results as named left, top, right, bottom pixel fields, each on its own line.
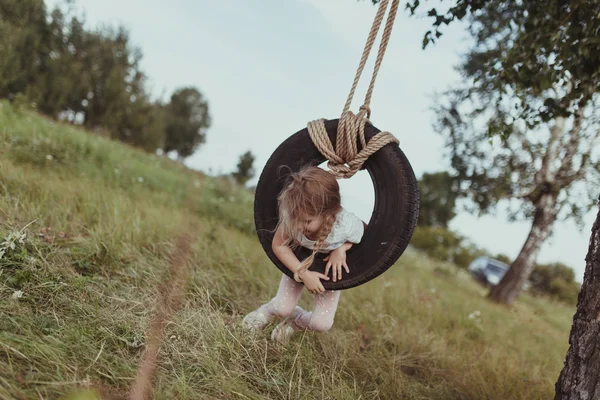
left=276, top=166, right=342, bottom=281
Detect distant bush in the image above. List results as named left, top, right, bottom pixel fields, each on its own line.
left=410, top=226, right=581, bottom=306
left=530, top=262, right=581, bottom=306
left=410, top=226, right=487, bottom=269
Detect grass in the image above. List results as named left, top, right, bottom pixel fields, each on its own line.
left=0, top=101, right=575, bottom=399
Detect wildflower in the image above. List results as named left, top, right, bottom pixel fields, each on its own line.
left=11, top=290, right=23, bottom=300
left=468, top=310, right=481, bottom=320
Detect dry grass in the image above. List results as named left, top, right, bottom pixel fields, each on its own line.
left=0, top=101, right=574, bottom=399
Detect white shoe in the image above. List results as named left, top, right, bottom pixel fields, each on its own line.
left=242, top=308, right=273, bottom=331
left=271, top=306, right=303, bottom=345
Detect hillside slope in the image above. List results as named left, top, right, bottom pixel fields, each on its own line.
left=0, top=102, right=574, bottom=399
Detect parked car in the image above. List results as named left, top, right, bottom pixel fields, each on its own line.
left=468, top=256, right=530, bottom=290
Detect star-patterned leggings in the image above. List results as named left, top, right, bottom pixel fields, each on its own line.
left=258, top=274, right=341, bottom=332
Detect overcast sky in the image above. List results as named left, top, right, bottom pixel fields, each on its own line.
left=45, top=0, right=596, bottom=282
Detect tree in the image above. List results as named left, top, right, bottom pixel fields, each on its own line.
left=432, top=0, right=600, bottom=305
left=417, top=171, right=458, bottom=228
left=0, top=0, right=176, bottom=153
left=370, top=0, right=600, bottom=396
left=163, top=87, right=211, bottom=159
left=0, top=0, right=167, bottom=153
left=23, top=4, right=90, bottom=119
left=232, top=150, right=255, bottom=186
left=393, top=0, right=600, bottom=395
left=0, top=0, right=49, bottom=99
left=555, top=199, right=600, bottom=399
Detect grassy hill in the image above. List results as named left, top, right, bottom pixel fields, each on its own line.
left=0, top=101, right=575, bottom=399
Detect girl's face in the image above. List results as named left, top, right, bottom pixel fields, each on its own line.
left=303, top=215, right=324, bottom=236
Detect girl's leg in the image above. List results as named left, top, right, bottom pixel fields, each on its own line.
left=243, top=274, right=305, bottom=331
left=294, top=290, right=341, bottom=332
left=259, top=274, right=304, bottom=318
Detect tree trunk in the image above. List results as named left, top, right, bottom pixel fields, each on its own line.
left=555, top=197, right=600, bottom=400
left=489, top=192, right=558, bottom=304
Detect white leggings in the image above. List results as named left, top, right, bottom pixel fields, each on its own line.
left=258, top=274, right=341, bottom=332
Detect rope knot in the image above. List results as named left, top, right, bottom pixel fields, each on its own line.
left=307, top=110, right=399, bottom=180
left=359, top=105, right=371, bottom=118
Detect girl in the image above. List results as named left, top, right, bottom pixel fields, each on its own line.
left=243, top=166, right=365, bottom=344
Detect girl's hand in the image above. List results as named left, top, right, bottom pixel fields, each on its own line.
left=299, top=270, right=330, bottom=294
left=324, top=246, right=350, bottom=282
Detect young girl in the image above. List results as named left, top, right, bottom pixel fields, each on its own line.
left=243, top=166, right=365, bottom=344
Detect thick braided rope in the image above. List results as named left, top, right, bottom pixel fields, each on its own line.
left=342, top=0, right=390, bottom=114
left=307, top=0, right=400, bottom=180
left=308, top=117, right=398, bottom=179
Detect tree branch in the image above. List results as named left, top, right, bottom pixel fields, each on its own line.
left=537, top=116, right=566, bottom=184
left=556, top=112, right=600, bottom=187
left=556, top=109, right=584, bottom=180
left=520, top=134, right=538, bottom=164
left=514, top=186, right=538, bottom=202
left=557, top=154, right=591, bottom=187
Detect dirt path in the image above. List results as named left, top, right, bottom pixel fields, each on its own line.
left=129, top=233, right=193, bottom=400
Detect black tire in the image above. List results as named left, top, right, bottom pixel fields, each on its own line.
left=254, top=119, right=420, bottom=290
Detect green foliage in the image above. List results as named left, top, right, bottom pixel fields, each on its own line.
left=0, top=0, right=48, bottom=98
left=163, top=87, right=211, bottom=159
left=494, top=253, right=512, bottom=265
left=368, top=1, right=489, bottom=48
left=405, top=0, right=600, bottom=120
left=530, top=262, right=581, bottom=305
left=404, top=0, right=489, bottom=48
left=410, top=226, right=487, bottom=269
left=417, top=171, right=458, bottom=228
left=232, top=150, right=256, bottom=186
left=411, top=226, right=460, bottom=263
left=431, top=1, right=600, bottom=221
left=453, top=242, right=487, bottom=270
left=0, top=0, right=209, bottom=156
left=367, top=0, right=600, bottom=133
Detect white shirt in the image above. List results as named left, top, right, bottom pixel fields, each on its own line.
left=296, top=208, right=365, bottom=253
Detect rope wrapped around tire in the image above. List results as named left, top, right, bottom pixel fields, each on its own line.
left=254, top=119, right=419, bottom=290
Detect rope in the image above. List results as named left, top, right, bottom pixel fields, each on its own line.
left=307, top=0, right=400, bottom=179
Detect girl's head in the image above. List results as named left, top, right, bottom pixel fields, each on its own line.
left=277, top=166, right=342, bottom=279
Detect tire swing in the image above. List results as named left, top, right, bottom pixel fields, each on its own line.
left=254, top=0, right=419, bottom=291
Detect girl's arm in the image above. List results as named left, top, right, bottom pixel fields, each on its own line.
left=271, top=225, right=302, bottom=274
left=272, top=225, right=330, bottom=292
left=323, top=220, right=367, bottom=281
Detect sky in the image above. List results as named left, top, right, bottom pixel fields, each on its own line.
left=45, top=0, right=596, bottom=282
